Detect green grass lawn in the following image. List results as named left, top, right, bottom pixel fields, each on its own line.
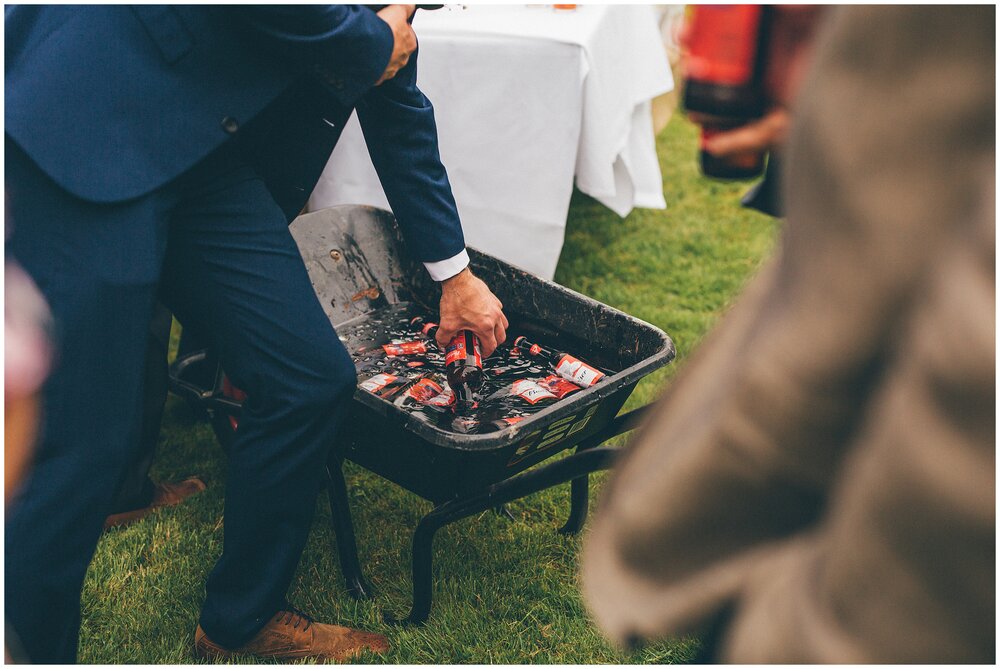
left=78, top=113, right=779, bottom=664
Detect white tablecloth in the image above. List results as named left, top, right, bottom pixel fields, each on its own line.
left=308, top=5, right=673, bottom=279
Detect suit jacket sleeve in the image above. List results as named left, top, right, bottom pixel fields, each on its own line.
left=580, top=5, right=994, bottom=661
left=354, top=50, right=467, bottom=265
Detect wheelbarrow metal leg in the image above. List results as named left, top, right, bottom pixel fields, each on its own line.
left=406, top=510, right=449, bottom=624
left=326, top=460, right=374, bottom=600
left=383, top=503, right=452, bottom=626
left=558, top=473, right=589, bottom=535
left=558, top=406, right=650, bottom=535
left=390, top=446, right=621, bottom=625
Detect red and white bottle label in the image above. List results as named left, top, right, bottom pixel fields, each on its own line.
left=425, top=385, right=456, bottom=407
left=445, top=332, right=482, bottom=367
left=555, top=355, right=604, bottom=387
left=383, top=341, right=428, bottom=357
left=511, top=379, right=558, bottom=404
left=538, top=374, right=581, bottom=399
left=360, top=373, right=397, bottom=393
left=406, top=377, right=444, bottom=403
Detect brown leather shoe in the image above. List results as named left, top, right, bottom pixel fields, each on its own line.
left=194, top=609, right=389, bottom=663
left=103, top=477, right=207, bottom=529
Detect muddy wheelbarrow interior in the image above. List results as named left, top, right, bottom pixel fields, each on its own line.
left=168, top=205, right=675, bottom=624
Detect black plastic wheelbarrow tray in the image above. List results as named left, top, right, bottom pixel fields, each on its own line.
left=169, top=205, right=675, bottom=624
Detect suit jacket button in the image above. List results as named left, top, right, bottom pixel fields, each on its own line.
left=221, top=116, right=239, bottom=134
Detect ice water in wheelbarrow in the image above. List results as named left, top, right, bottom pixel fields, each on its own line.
left=342, top=303, right=614, bottom=434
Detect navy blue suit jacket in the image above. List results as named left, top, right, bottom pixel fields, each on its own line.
left=5, top=5, right=465, bottom=263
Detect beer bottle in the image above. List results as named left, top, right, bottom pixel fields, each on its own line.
left=382, top=340, right=428, bottom=357
left=682, top=5, right=770, bottom=179
left=509, top=378, right=559, bottom=405
left=393, top=374, right=450, bottom=409
left=409, top=316, right=438, bottom=339
left=358, top=372, right=409, bottom=400
left=513, top=336, right=606, bottom=387
left=410, top=316, right=483, bottom=412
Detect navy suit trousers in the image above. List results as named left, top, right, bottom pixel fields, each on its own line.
left=5, top=131, right=355, bottom=660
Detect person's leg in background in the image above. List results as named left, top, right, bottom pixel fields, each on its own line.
left=156, top=139, right=372, bottom=652
left=4, top=138, right=170, bottom=663
left=104, top=301, right=207, bottom=528
left=104, top=302, right=207, bottom=528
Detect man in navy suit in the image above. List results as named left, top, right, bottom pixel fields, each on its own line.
left=5, top=5, right=508, bottom=662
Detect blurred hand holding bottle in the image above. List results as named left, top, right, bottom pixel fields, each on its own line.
left=681, top=5, right=825, bottom=179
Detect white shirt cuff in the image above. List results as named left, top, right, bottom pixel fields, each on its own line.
left=423, top=249, right=470, bottom=282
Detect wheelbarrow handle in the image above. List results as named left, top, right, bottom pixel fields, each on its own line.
left=570, top=404, right=651, bottom=455
left=606, top=404, right=651, bottom=438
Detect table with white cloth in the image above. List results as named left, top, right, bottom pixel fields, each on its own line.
left=308, top=5, right=673, bottom=280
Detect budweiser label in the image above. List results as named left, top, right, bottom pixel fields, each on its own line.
left=445, top=332, right=482, bottom=367
left=555, top=354, right=604, bottom=387
left=511, top=379, right=557, bottom=404
left=425, top=385, right=455, bottom=407
left=406, top=378, right=444, bottom=403
left=360, top=373, right=397, bottom=393
left=538, top=374, right=581, bottom=399
left=383, top=341, right=428, bottom=356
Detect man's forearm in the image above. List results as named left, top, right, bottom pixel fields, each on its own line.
left=355, top=51, right=467, bottom=269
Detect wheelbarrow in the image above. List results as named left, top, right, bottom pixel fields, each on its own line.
left=169, top=205, right=675, bottom=624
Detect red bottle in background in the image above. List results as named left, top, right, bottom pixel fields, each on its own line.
left=410, top=317, right=483, bottom=412
left=682, top=5, right=770, bottom=179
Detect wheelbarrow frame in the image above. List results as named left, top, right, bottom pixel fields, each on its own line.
left=168, top=205, right=674, bottom=624
left=333, top=405, right=650, bottom=624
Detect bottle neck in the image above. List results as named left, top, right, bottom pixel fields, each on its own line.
left=518, top=338, right=560, bottom=362
left=411, top=318, right=439, bottom=339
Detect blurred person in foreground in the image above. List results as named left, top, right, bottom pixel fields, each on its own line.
left=5, top=4, right=506, bottom=663
left=5, top=262, right=52, bottom=509
left=5, top=252, right=53, bottom=663
left=582, top=5, right=994, bottom=663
